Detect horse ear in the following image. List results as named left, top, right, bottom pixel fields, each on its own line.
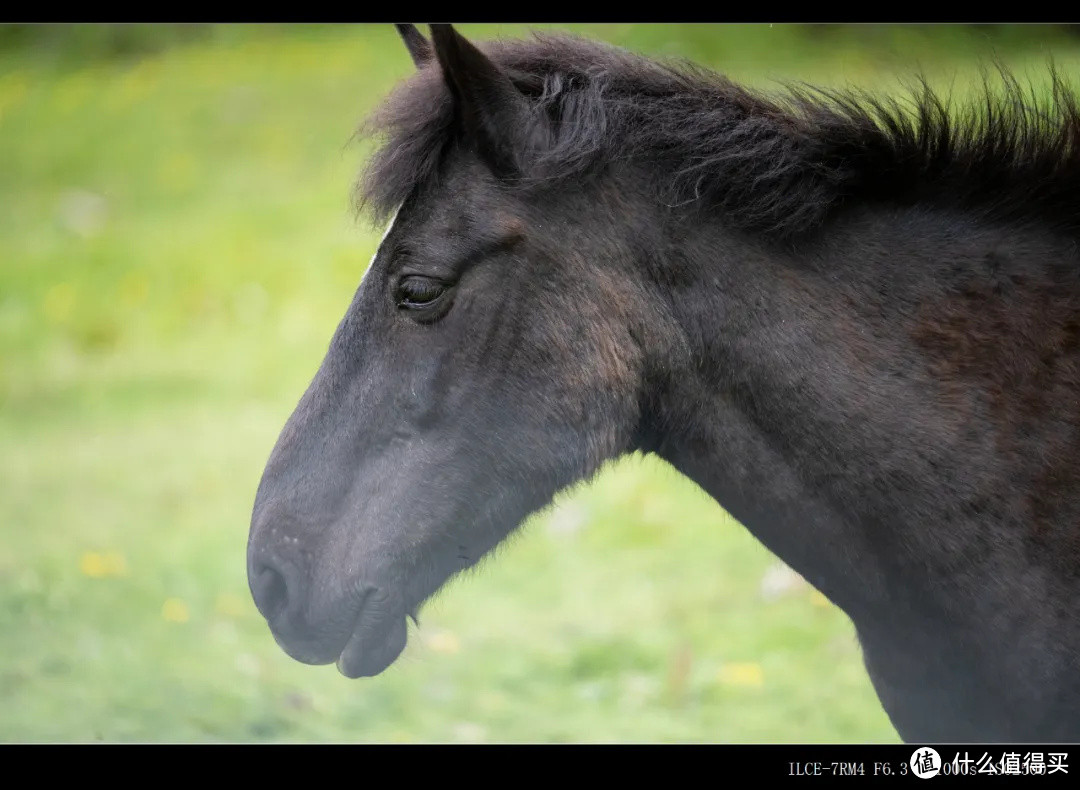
left=429, top=24, right=539, bottom=177
left=395, top=24, right=432, bottom=68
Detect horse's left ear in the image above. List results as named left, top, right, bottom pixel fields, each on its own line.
left=395, top=24, right=432, bottom=68
left=429, top=24, right=541, bottom=177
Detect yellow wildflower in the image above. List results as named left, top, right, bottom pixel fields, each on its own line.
left=162, top=598, right=190, bottom=623
left=79, top=551, right=127, bottom=578
left=717, top=662, right=765, bottom=688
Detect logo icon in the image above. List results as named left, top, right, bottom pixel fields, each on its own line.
left=911, top=747, right=942, bottom=779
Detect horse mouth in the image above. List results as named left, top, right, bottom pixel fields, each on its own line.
left=263, top=583, right=410, bottom=678
left=335, top=613, right=409, bottom=678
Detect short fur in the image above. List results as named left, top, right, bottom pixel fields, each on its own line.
left=250, top=26, right=1080, bottom=742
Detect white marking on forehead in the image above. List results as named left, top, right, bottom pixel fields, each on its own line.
left=360, top=203, right=403, bottom=284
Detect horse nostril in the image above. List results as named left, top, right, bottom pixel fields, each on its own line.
left=253, top=562, right=290, bottom=623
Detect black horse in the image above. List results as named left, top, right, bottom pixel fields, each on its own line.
left=248, top=24, right=1080, bottom=741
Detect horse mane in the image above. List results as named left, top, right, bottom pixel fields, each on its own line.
left=357, top=32, right=1080, bottom=240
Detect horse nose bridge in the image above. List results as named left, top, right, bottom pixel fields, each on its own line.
left=257, top=392, right=382, bottom=517
left=260, top=369, right=356, bottom=478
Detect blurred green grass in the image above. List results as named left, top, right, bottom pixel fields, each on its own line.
left=2, top=23, right=1078, bottom=743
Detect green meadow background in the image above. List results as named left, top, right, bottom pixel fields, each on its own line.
left=3, top=23, right=1079, bottom=743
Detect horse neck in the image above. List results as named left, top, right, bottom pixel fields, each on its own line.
left=642, top=213, right=896, bottom=618
left=644, top=206, right=1078, bottom=626
left=641, top=207, right=1080, bottom=737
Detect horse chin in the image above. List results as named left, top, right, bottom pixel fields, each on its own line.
left=335, top=613, right=409, bottom=679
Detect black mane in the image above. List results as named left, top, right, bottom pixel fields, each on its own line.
left=359, top=32, right=1080, bottom=239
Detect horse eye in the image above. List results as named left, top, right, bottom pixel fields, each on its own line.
left=396, top=275, right=448, bottom=310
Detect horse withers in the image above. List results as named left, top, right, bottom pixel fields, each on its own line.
left=248, top=24, right=1080, bottom=741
